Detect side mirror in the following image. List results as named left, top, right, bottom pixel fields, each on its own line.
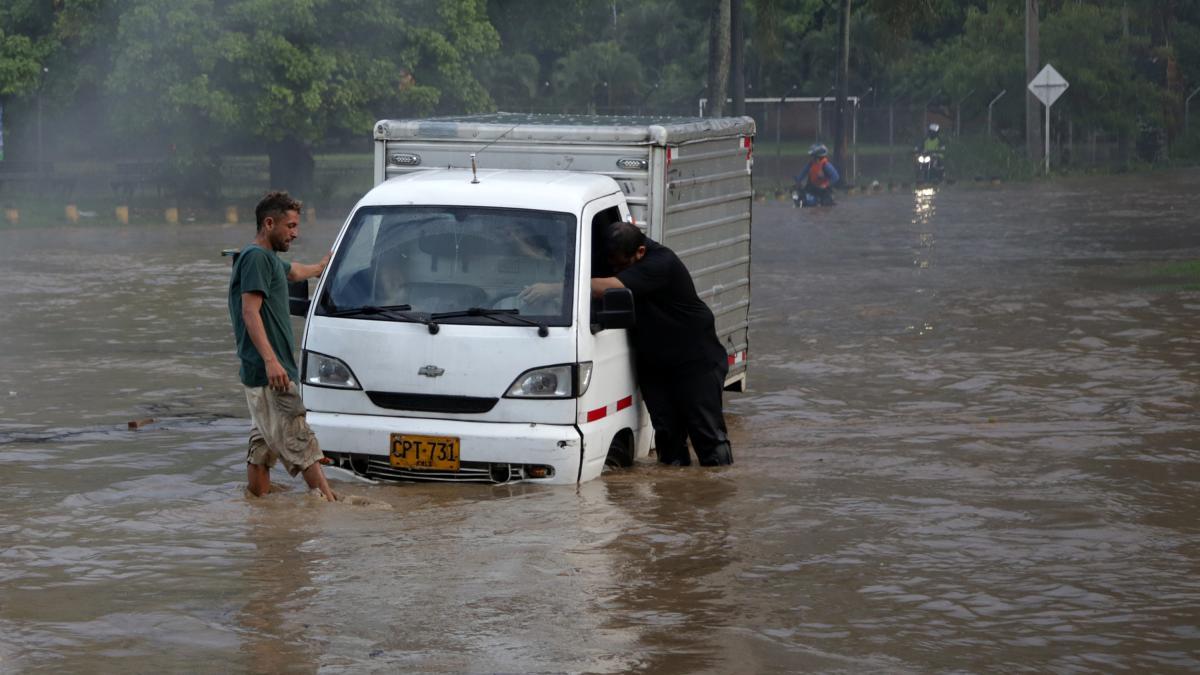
left=289, top=279, right=310, bottom=316
left=594, top=287, right=635, bottom=331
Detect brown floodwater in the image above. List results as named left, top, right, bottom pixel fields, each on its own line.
left=1, top=170, right=1199, bottom=673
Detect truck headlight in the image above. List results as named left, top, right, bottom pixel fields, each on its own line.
left=505, top=362, right=592, bottom=399
left=304, top=351, right=362, bottom=390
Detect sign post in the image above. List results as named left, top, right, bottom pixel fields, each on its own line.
left=1027, top=63, right=1069, bottom=174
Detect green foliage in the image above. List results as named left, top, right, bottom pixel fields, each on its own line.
left=1042, top=3, right=1159, bottom=137
left=0, top=30, right=43, bottom=96
left=895, top=3, right=1023, bottom=104
left=100, top=0, right=498, bottom=183
left=4, top=0, right=1200, bottom=179
left=478, top=52, right=542, bottom=110
left=1172, top=127, right=1200, bottom=161
left=0, top=0, right=54, bottom=98
left=552, top=41, right=645, bottom=113
left=944, top=133, right=1037, bottom=180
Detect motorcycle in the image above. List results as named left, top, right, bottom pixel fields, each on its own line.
left=792, top=183, right=834, bottom=208
left=914, top=150, right=945, bottom=184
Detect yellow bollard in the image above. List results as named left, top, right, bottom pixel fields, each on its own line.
left=115, top=205, right=130, bottom=225
left=225, top=206, right=238, bottom=224
left=66, top=204, right=80, bottom=224
left=4, top=208, right=18, bottom=225
left=164, top=207, right=179, bottom=224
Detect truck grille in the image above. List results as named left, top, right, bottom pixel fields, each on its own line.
left=325, top=451, right=532, bottom=484
left=365, top=391, right=498, bottom=414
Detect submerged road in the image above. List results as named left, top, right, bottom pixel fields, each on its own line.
left=1, top=170, right=1199, bottom=672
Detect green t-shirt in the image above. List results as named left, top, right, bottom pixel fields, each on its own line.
left=228, top=244, right=297, bottom=387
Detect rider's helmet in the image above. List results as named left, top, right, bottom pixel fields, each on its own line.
left=808, top=143, right=829, bottom=158
left=927, top=123, right=940, bottom=137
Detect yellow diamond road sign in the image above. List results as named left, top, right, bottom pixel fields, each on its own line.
left=1028, top=64, right=1069, bottom=107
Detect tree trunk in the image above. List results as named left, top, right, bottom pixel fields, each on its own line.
left=1158, top=0, right=1179, bottom=150
left=832, top=0, right=851, bottom=182
left=731, top=0, right=745, bottom=116
left=1025, top=0, right=1042, bottom=164
left=706, top=0, right=731, bottom=117
left=268, top=136, right=315, bottom=200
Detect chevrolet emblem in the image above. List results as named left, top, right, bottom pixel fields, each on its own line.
left=418, top=365, right=445, bottom=378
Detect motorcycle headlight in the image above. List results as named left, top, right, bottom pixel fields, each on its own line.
left=303, top=350, right=362, bottom=389
left=505, top=362, right=593, bottom=399
left=918, top=155, right=931, bottom=164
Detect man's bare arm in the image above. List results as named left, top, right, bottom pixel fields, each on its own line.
left=286, top=251, right=331, bottom=282
left=241, top=291, right=289, bottom=391
left=590, top=276, right=625, bottom=299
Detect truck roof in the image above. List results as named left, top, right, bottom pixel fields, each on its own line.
left=357, top=168, right=623, bottom=214
left=374, top=112, right=756, bottom=146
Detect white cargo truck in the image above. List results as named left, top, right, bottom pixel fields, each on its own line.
left=295, top=113, right=754, bottom=484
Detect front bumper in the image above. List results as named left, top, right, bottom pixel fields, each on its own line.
left=307, top=411, right=583, bottom=485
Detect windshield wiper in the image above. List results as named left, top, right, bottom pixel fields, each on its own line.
left=325, top=304, right=422, bottom=321
left=428, top=307, right=550, bottom=337
left=326, top=303, right=445, bottom=334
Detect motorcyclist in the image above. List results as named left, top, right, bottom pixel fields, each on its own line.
left=916, top=123, right=946, bottom=183
left=795, top=143, right=840, bottom=207
left=923, top=123, right=944, bottom=154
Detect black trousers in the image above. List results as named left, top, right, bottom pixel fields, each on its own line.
left=639, top=361, right=733, bottom=466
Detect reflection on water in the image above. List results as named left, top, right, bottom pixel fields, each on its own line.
left=2, top=171, right=1200, bottom=671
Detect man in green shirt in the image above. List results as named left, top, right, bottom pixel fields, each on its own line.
left=229, top=191, right=335, bottom=501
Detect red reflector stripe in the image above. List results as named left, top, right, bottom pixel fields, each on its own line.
left=616, top=396, right=633, bottom=411
left=587, top=407, right=607, bottom=422
left=728, top=354, right=735, bottom=365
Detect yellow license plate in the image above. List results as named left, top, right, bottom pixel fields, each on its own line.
left=390, top=434, right=460, bottom=471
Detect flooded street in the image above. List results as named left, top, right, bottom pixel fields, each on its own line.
left=2, top=171, right=1199, bottom=672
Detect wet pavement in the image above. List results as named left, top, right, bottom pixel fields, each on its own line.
left=1, top=170, right=1199, bottom=672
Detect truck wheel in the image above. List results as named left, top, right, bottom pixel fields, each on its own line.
left=604, top=431, right=634, bottom=470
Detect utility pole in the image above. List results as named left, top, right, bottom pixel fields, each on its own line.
left=832, top=0, right=851, bottom=181
left=731, top=0, right=745, bottom=116
left=1025, top=0, right=1042, bottom=163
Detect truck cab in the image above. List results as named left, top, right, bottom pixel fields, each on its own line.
left=300, top=169, right=647, bottom=484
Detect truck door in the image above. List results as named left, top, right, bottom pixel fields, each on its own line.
left=574, top=197, right=645, bottom=481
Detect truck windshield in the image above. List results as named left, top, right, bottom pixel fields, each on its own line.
left=316, top=206, right=577, bottom=326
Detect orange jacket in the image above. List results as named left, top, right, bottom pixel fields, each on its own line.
left=807, top=157, right=832, bottom=189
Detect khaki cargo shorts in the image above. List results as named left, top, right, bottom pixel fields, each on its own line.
left=244, top=383, right=323, bottom=477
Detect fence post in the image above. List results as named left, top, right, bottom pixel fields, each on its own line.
left=1187, top=86, right=1200, bottom=136
left=816, top=86, right=833, bottom=142
left=888, top=100, right=895, bottom=177
left=851, top=97, right=858, bottom=183
left=955, top=89, right=976, bottom=137
left=987, top=89, right=1007, bottom=138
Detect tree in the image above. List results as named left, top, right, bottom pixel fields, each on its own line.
left=0, top=0, right=53, bottom=99
left=552, top=41, right=644, bottom=113
left=832, top=0, right=850, bottom=178
left=707, top=0, right=731, bottom=116
left=1, top=0, right=112, bottom=161
left=1041, top=2, right=1161, bottom=162
left=105, top=0, right=499, bottom=200
left=478, top=52, right=542, bottom=111
left=0, top=30, right=42, bottom=98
